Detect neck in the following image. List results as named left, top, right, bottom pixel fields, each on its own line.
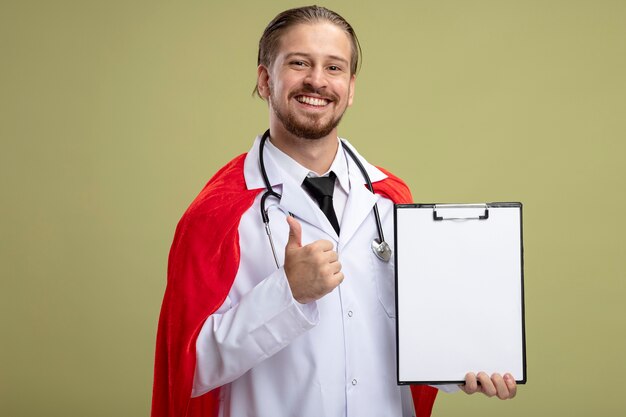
left=268, top=123, right=339, bottom=175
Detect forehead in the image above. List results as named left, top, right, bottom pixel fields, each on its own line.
left=275, top=22, right=352, bottom=63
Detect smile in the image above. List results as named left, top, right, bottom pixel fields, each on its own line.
left=295, top=95, right=330, bottom=107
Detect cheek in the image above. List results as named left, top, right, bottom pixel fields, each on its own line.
left=269, top=79, right=287, bottom=98
left=341, top=86, right=353, bottom=106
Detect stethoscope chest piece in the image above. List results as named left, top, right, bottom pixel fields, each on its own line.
left=371, top=239, right=392, bottom=262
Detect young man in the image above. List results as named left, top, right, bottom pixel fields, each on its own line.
left=152, top=6, right=516, bottom=417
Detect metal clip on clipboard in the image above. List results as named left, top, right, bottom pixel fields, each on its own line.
left=433, top=203, right=489, bottom=221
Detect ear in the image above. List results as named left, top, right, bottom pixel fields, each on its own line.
left=257, top=65, right=271, bottom=99
left=347, top=74, right=356, bottom=107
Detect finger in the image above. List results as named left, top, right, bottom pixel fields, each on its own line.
left=332, top=271, right=345, bottom=285
left=476, top=372, right=497, bottom=397
left=306, top=239, right=335, bottom=254
left=319, top=271, right=344, bottom=296
left=462, top=372, right=478, bottom=394
left=286, top=216, right=302, bottom=249
left=326, top=250, right=339, bottom=263
left=316, top=239, right=335, bottom=252
left=490, top=373, right=510, bottom=400
left=329, top=260, right=342, bottom=274
left=504, top=373, right=517, bottom=399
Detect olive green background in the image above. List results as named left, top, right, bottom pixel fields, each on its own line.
left=2, top=0, right=625, bottom=416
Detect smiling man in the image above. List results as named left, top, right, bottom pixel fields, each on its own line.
left=152, top=6, right=516, bottom=417
left=261, top=21, right=355, bottom=144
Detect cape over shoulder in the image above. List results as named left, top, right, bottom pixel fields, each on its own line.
left=151, top=154, right=437, bottom=417
left=371, top=165, right=413, bottom=204
left=152, top=153, right=262, bottom=417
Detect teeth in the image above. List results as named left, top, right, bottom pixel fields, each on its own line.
left=296, top=96, right=328, bottom=106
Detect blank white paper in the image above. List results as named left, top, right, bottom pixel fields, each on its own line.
left=395, top=204, right=525, bottom=384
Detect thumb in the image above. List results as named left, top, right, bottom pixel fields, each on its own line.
left=286, top=215, right=302, bottom=249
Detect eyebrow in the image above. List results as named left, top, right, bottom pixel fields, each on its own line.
left=284, top=52, right=350, bottom=66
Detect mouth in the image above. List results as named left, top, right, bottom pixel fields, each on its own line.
left=294, top=95, right=331, bottom=107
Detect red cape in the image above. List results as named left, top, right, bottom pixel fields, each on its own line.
left=151, top=153, right=438, bottom=417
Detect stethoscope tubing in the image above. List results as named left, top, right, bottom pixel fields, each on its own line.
left=340, top=141, right=386, bottom=245
left=258, top=129, right=388, bottom=267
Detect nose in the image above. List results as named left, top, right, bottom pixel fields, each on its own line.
left=304, top=67, right=327, bottom=90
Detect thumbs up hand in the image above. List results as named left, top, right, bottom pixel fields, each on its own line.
left=284, top=216, right=344, bottom=304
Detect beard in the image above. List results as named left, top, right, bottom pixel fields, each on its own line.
left=269, top=88, right=347, bottom=140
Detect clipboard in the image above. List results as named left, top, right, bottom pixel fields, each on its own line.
left=394, top=202, right=526, bottom=385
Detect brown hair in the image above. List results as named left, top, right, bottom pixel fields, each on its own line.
left=254, top=5, right=362, bottom=97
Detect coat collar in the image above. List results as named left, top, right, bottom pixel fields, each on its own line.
left=243, top=133, right=388, bottom=243
left=244, top=133, right=387, bottom=190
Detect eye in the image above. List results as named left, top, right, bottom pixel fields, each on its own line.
left=327, top=65, right=346, bottom=74
left=290, top=60, right=307, bottom=67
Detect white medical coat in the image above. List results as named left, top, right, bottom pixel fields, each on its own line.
left=192, top=135, right=452, bottom=417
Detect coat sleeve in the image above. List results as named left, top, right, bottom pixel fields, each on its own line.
left=192, top=266, right=318, bottom=396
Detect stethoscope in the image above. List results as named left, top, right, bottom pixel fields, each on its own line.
left=258, top=129, right=392, bottom=268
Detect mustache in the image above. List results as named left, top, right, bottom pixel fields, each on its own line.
left=289, top=86, right=338, bottom=102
